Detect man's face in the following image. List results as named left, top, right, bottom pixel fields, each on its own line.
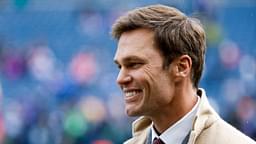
left=114, top=29, right=175, bottom=117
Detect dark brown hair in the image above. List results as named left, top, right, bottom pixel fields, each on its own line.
left=111, top=4, right=206, bottom=88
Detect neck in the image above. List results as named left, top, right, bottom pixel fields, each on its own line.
left=151, top=83, right=198, bottom=134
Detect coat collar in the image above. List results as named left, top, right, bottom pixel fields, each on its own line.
left=187, top=88, right=219, bottom=144
left=125, top=88, right=220, bottom=144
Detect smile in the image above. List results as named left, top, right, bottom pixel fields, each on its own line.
left=123, top=89, right=143, bottom=103
left=125, top=90, right=141, bottom=97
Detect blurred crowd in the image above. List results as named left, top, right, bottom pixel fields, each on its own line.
left=0, top=0, right=255, bottom=143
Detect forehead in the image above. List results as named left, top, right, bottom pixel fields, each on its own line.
left=114, top=29, right=161, bottom=63
left=119, top=28, right=154, bottom=45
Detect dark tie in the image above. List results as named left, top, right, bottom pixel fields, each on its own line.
left=153, top=137, right=165, bottom=144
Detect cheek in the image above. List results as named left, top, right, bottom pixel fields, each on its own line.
left=142, top=67, right=159, bottom=84
left=142, top=69, right=164, bottom=98
left=132, top=67, right=172, bottom=99
left=144, top=69, right=174, bottom=102
left=130, top=69, right=151, bottom=85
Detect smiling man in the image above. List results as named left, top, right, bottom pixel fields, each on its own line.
left=112, top=4, right=255, bottom=144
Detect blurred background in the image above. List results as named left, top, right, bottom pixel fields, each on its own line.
left=0, top=0, right=255, bottom=143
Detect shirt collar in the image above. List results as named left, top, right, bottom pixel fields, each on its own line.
left=151, top=96, right=200, bottom=144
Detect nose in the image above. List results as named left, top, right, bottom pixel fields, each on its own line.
left=116, top=68, right=132, bottom=85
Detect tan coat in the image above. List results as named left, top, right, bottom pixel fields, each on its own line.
left=124, top=89, right=256, bottom=144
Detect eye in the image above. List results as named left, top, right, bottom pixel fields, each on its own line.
left=126, top=62, right=143, bottom=69
left=116, top=64, right=121, bottom=69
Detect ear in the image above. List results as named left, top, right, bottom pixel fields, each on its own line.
left=173, top=55, right=192, bottom=78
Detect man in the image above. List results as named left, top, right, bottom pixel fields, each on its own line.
left=111, top=4, right=255, bottom=144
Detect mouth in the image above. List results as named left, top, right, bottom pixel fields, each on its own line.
left=123, top=89, right=143, bottom=103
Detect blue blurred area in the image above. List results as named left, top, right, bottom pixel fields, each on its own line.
left=0, top=0, right=255, bottom=143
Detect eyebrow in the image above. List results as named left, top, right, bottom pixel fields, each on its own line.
left=114, top=55, right=145, bottom=65
left=114, top=59, right=119, bottom=65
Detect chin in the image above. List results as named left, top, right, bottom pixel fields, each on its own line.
left=126, top=108, right=142, bottom=117
left=126, top=112, right=137, bottom=117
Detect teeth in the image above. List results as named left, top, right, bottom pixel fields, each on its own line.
left=125, top=91, right=139, bottom=97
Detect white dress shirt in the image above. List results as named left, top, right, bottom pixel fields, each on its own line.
left=151, top=96, right=200, bottom=144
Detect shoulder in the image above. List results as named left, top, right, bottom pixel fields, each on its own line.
left=196, top=118, right=256, bottom=144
